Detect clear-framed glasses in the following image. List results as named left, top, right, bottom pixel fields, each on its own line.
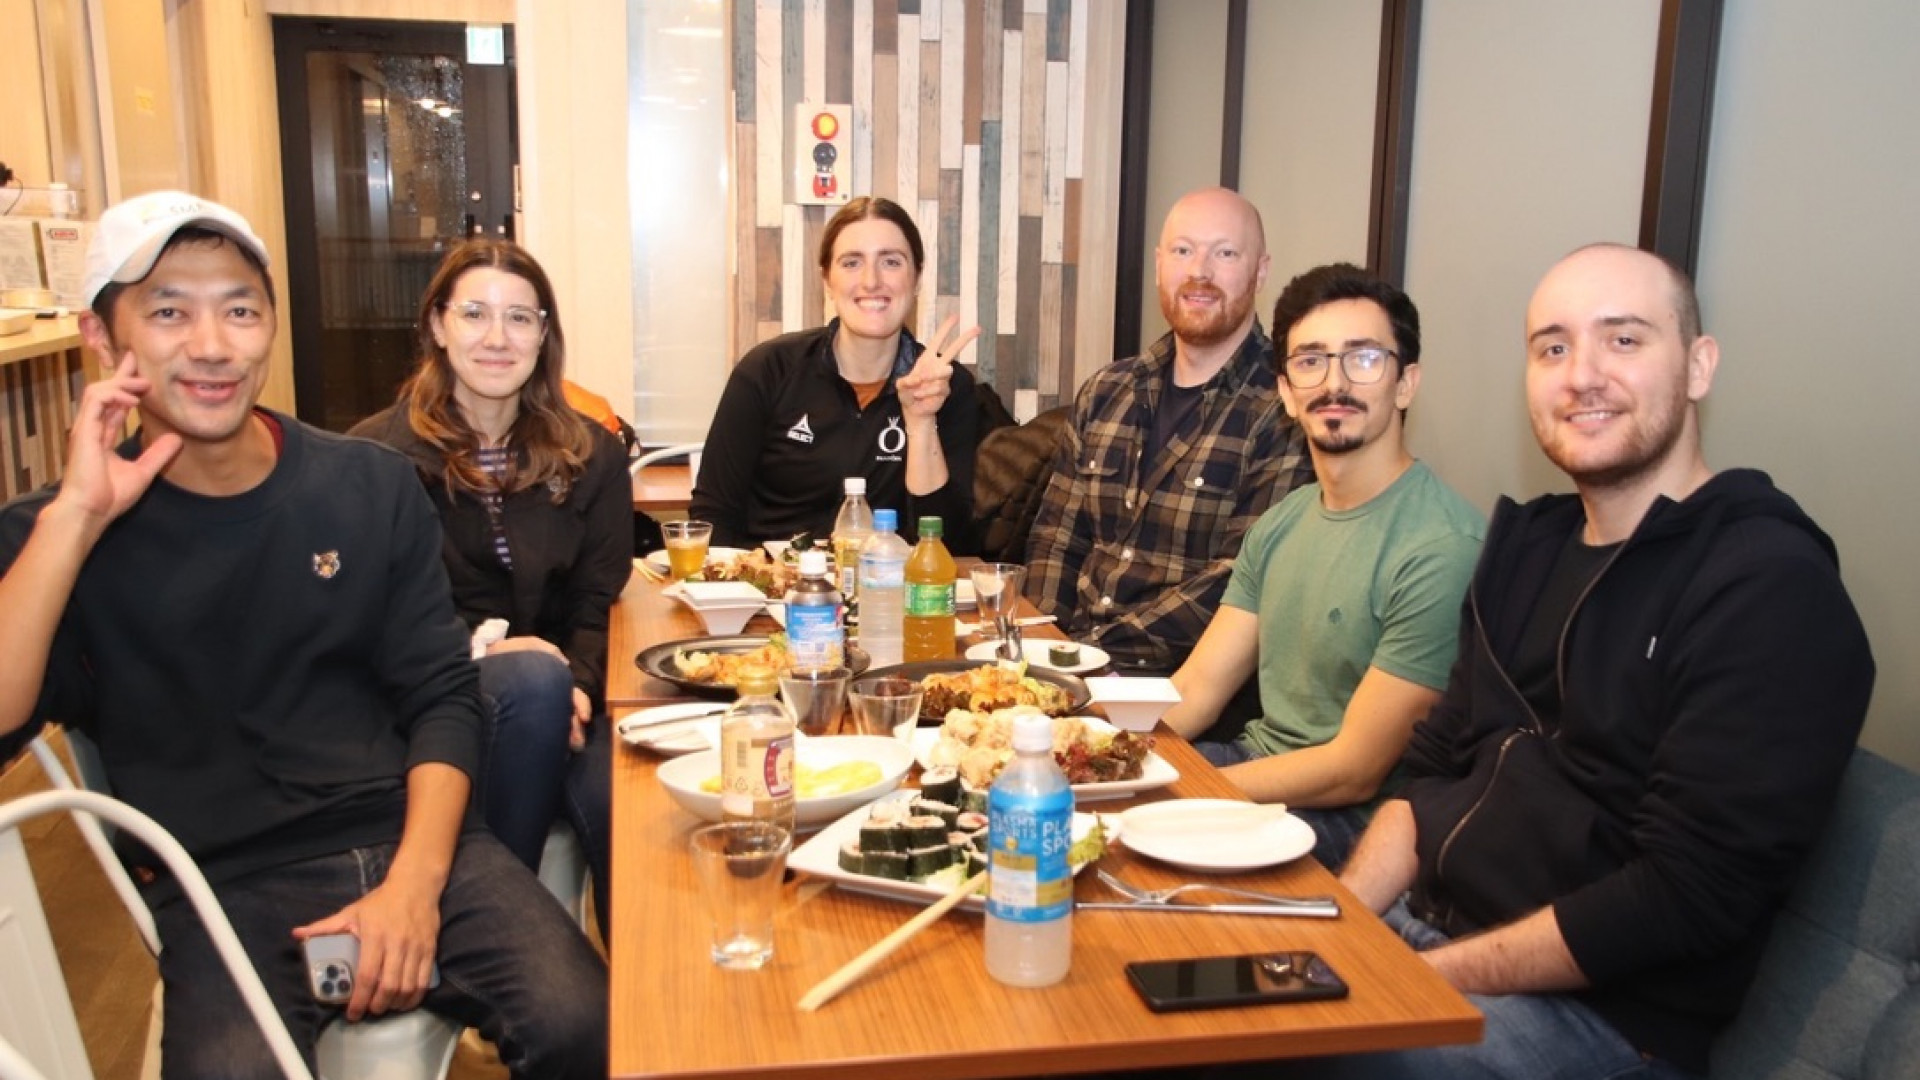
left=1282, top=346, right=1398, bottom=388
left=443, top=300, right=548, bottom=344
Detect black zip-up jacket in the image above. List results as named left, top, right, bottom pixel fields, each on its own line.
left=690, top=321, right=978, bottom=551
left=350, top=407, right=634, bottom=712
left=1400, top=469, right=1874, bottom=1073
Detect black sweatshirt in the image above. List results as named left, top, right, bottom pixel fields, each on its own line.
left=0, top=414, right=483, bottom=889
left=1399, top=469, right=1875, bottom=1072
left=690, top=321, right=978, bottom=552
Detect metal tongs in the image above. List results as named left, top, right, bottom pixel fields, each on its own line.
left=996, top=611, right=1024, bottom=662
left=1077, top=869, right=1341, bottom=918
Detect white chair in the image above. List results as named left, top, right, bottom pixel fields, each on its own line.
left=36, top=732, right=591, bottom=1080
left=629, top=442, right=703, bottom=476
left=0, top=785, right=314, bottom=1080
left=30, top=734, right=458, bottom=1080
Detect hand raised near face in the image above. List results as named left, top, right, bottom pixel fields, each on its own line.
left=896, top=314, right=982, bottom=421
left=53, top=354, right=182, bottom=536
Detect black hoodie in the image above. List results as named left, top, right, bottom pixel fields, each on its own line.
left=1399, top=468, right=1875, bottom=1073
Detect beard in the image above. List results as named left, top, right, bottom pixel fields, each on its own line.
left=1160, top=279, right=1257, bottom=349
left=1533, top=388, right=1689, bottom=491
left=1304, top=390, right=1369, bottom=455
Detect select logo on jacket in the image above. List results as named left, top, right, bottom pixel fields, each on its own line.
left=788, top=414, right=815, bottom=444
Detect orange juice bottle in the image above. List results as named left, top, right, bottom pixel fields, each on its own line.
left=902, top=516, right=957, bottom=661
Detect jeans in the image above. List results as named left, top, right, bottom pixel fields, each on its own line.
left=563, top=713, right=613, bottom=940
left=477, top=651, right=574, bottom=869
left=149, top=832, right=607, bottom=1079
left=1192, top=739, right=1370, bottom=872
left=1259, top=902, right=1701, bottom=1080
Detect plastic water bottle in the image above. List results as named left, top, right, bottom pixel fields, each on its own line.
left=719, top=666, right=796, bottom=834
left=856, top=509, right=909, bottom=668
left=986, top=711, right=1073, bottom=986
left=903, top=516, right=956, bottom=661
left=785, top=549, right=844, bottom=670
left=832, top=478, right=874, bottom=628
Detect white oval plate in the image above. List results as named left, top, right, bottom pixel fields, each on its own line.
left=909, top=717, right=1177, bottom=803
left=788, top=791, right=1113, bottom=909
left=642, top=546, right=749, bottom=577
left=1117, top=798, right=1315, bottom=872
left=963, top=638, right=1109, bottom=674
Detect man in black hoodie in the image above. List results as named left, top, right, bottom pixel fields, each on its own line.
left=1303, top=244, right=1875, bottom=1079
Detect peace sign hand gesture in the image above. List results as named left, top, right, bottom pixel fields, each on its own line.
left=896, top=315, right=981, bottom=421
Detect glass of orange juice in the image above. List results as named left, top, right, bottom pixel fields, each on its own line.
left=663, top=520, right=714, bottom=580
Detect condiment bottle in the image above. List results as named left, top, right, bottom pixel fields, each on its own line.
left=902, top=515, right=956, bottom=661
left=785, top=548, right=844, bottom=670
left=985, top=711, right=1073, bottom=986
left=831, top=477, right=874, bottom=628
left=719, top=666, right=796, bottom=834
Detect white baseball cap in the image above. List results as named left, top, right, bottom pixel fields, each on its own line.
left=83, top=190, right=271, bottom=306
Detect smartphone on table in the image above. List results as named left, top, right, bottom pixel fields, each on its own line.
left=1125, top=951, right=1349, bottom=1013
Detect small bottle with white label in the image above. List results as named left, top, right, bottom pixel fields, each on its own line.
left=719, top=666, right=795, bottom=834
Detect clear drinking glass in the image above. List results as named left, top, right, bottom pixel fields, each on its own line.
left=689, top=821, right=791, bottom=970
left=848, top=677, right=925, bottom=742
left=663, top=520, right=714, bottom=580
left=969, top=563, right=1027, bottom=661
left=779, top=666, right=851, bottom=736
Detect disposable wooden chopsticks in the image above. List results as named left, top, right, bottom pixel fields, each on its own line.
left=796, top=869, right=988, bottom=1012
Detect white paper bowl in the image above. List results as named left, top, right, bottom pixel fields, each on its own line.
left=0, top=309, right=33, bottom=337
left=689, top=602, right=764, bottom=635
left=656, top=734, right=916, bottom=828
left=1085, top=676, right=1182, bottom=732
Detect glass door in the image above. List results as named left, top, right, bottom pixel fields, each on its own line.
left=273, top=17, right=518, bottom=431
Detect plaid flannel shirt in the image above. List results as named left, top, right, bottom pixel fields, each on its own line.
left=1024, top=321, right=1312, bottom=672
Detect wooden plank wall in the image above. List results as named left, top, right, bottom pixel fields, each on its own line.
left=734, top=0, right=1090, bottom=413
left=0, top=349, right=88, bottom=501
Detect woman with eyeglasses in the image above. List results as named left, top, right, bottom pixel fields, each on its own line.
left=352, top=239, right=625, bottom=936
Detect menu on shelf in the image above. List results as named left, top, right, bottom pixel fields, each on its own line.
left=38, top=221, right=93, bottom=309
left=0, top=220, right=43, bottom=292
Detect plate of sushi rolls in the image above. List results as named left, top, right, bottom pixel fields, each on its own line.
left=787, top=775, right=1114, bottom=908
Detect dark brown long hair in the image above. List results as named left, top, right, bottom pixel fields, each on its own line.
left=397, top=239, right=592, bottom=502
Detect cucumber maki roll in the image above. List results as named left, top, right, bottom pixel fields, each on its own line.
left=958, top=783, right=990, bottom=814
left=911, top=798, right=960, bottom=828
left=908, top=844, right=955, bottom=878
left=904, top=814, right=949, bottom=848
left=838, top=840, right=867, bottom=874
left=918, top=766, right=962, bottom=806
left=860, top=819, right=907, bottom=853
left=864, top=849, right=910, bottom=880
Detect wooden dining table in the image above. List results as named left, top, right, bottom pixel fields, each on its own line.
left=631, top=463, right=694, bottom=513
left=606, top=565, right=1481, bottom=1077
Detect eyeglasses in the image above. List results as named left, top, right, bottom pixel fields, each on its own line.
left=1282, top=346, right=1398, bottom=388
left=442, top=301, right=548, bottom=343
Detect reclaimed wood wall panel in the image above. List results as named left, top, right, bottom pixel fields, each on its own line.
left=730, top=0, right=1092, bottom=410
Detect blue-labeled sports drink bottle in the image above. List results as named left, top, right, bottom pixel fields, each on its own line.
left=985, top=711, right=1073, bottom=986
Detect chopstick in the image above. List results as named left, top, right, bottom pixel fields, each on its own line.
left=633, top=557, right=668, bottom=584
left=796, top=869, right=987, bottom=1012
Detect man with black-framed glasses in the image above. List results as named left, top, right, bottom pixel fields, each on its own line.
left=1162, top=263, right=1483, bottom=871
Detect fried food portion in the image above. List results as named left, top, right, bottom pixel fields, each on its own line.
left=918, top=662, right=1072, bottom=719
left=925, top=707, right=1153, bottom=787
left=673, top=636, right=791, bottom=684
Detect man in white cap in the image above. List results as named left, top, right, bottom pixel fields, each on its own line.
left=0, top=192, right=606, bottom=1076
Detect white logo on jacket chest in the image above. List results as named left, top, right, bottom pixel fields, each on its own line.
left=787, top=414, right=815, bottom=444
left=876, top=415, right=907, bottom=456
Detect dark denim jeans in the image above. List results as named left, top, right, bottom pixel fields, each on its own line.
left=1192, top=738, right=1370, bottom=872
left=1266, top=901, right=1701, bottom=1080
left=149, top=832, right=606, bottom=1079
left=564, top=712, right=613, bottom=940
left=476, top=651, right=574, bottom=869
